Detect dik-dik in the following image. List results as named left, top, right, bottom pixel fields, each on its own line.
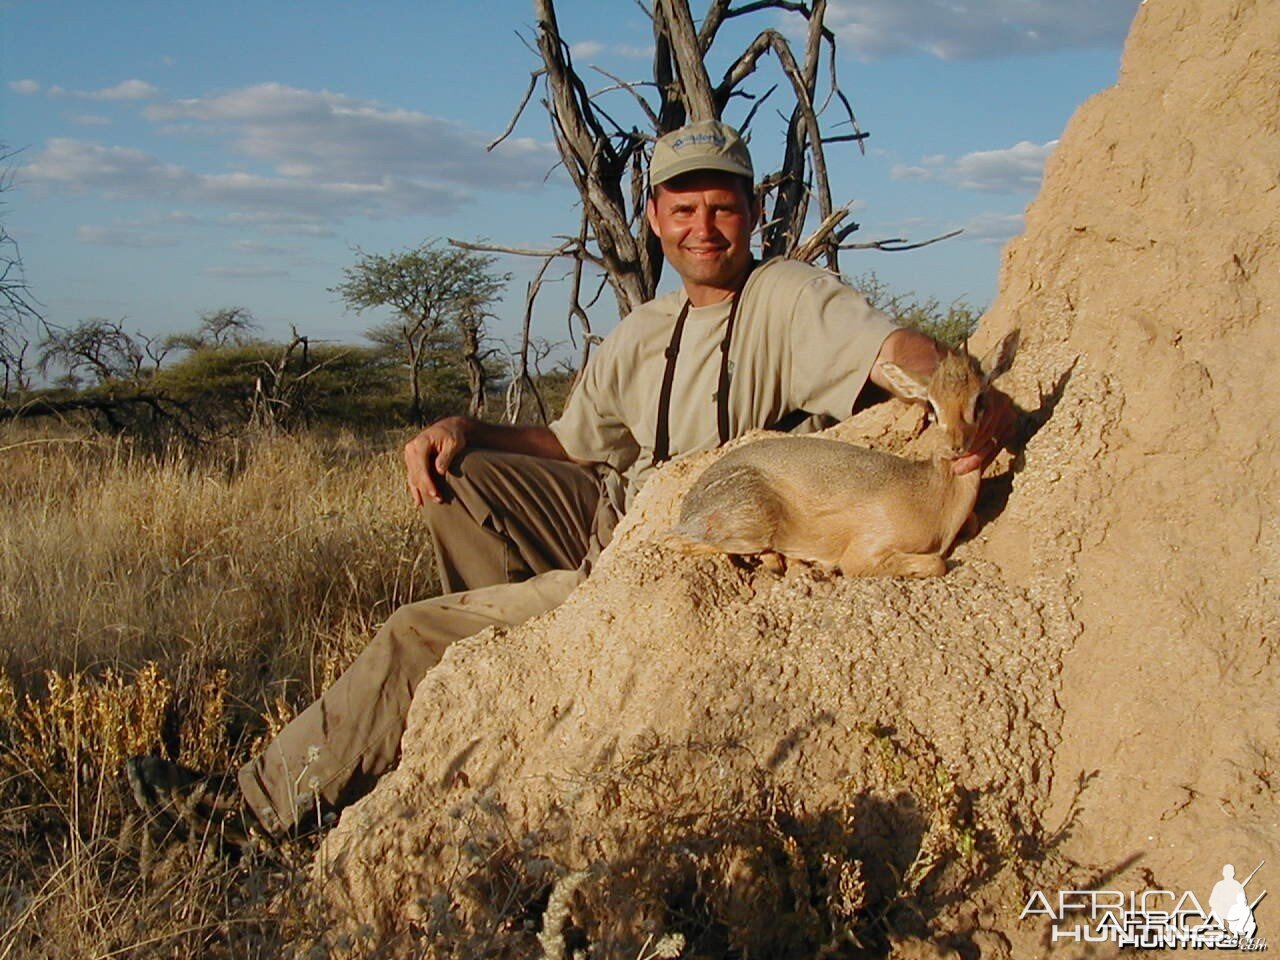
left=669, top=331, right=1018, bottom=578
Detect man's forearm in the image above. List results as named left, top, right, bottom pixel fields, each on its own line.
left=458, top=417, right=577, bottom=462
left=869, top=327, right=945, bottom=391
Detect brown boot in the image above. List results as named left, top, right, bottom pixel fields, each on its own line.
left=125, top=755, right=264, bottom=854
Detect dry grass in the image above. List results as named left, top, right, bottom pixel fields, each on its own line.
left=0, top=427, right=434, bottom=697
left=0, top=424, right=435, bottom=958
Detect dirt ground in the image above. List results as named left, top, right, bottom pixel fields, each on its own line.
left=314, top=1, right=1279, bottom=955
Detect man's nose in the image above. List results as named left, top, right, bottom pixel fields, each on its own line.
left=692, top=207, right=718, bottom=236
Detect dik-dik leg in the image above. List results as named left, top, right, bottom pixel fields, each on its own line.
left=839, top=546, right=946, bottom=578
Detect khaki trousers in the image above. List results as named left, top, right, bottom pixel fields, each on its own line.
left=236, top=450, right=603, bottom=835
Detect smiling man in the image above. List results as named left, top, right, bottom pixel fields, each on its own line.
left=127, top=119, right=1014, bottom=847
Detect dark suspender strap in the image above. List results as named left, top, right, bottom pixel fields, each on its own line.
left=715, top=264, right=752, bottom=445
left=654, top=261, right=756, bottom=465
left=652, top=298, right=691, bottom=465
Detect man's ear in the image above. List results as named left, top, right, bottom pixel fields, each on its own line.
left=645, top=194, right=661, bottom=235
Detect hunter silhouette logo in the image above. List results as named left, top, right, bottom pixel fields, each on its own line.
left=1208, top=863, right=1264, bottom=940
left=1021, top=859, right=1268, bottom=950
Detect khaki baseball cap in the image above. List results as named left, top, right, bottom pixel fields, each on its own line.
left=649, top=120, right=754, bottom=187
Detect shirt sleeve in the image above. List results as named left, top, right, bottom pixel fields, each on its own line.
left=787, top=270, right=898, bottom=419
left=548, top=334, right=641, bottom=470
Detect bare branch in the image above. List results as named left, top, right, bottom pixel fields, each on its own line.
left=696, top=0, right=733, bottom=53
left=488, top=68, right=548, bottom=151
left=449, top=237, right=576, bottom=259
left=588, top=65, right=660, bottom=128
left=832, top=88, right=867, bottom=155
left=739, top=82, right=777, bottom=134
left=791, top=205, right=852, bottom=262
left=842, top=229, right=964, bottom=252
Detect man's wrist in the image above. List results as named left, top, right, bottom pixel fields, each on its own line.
left=439, top=414, right=473, bottom=436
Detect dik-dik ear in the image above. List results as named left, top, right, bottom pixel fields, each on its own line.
left=980, top=329, right=1019, bottom=385
left=878, top=361, right=931, bottom=402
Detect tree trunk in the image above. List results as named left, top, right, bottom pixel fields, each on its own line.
left=407, top=340, right=424, bottom=425
left=461, top=319, right=486, bottom=419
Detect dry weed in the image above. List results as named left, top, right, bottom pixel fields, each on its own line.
left=0, top=425, right=435, bottom=959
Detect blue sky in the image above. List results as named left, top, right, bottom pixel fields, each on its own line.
left=2, top=0, right=1139, bottom=358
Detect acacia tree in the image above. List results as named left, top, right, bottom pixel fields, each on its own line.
left=456, top=0, right=953, bottom=388
left=167, top=306, right=259, bottom=351
left=334, top=242, right=509, bottom=424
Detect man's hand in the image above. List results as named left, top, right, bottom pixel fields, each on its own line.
left=403, top=416, right=471, bottom=506
left=952, top=387, right=1017, bottom=476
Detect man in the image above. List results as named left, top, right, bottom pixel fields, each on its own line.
left=127, top=120, right=1014, bottom=845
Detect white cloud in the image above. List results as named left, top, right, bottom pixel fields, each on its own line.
left=156, top=210, right=203, bottom=225
left=144, top=83, right=556, bottom=192
left=961, top=212, right=1025, bottom=245
left=892, top=140, right=1057, bottom=193
left=826, top=0, right=1137, bottom=60
left=205, top=265, right=290, bottom=279
left=22, top=139, right=192, bottom=196
left=567, top=40, right=654, bottom=61
left=949, top=140, right=1057, bottom=192
left=615, top=44, right=655, bottom=60
left=890, top=164, right=931, bottom=182
left=232, top=239, right=298, bottom=256
left=48, top=79, right=161, bottom=101
left=24, top=138, right=465, bottom=222
left=9, top=79, right=40, bottom=95
left=223, top=212, right=337, bottom=238
left=23, top=83, right=563, bottom=227
left=87, top=80, right=160, bottom=101
left=76, top=225, right=180, bottom=248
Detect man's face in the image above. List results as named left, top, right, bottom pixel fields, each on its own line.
left=646, top=172, right=758, bottom=302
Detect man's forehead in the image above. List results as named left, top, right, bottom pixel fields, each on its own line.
left=654, top=171, right=752, bottom=201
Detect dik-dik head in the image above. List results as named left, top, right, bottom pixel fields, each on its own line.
left=879, top=330, right=1019, bottom=459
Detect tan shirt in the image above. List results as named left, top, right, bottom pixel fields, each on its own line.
left=550, top=257, right=898, bottom=510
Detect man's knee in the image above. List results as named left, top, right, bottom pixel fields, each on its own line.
left=378, top=601, right=456, bottom=671
left=420, top=448, right=508, bottom=528
left=448, top=447, right=518, bottom=487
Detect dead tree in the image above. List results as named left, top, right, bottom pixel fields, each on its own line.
left=247, top=327, right=344, bottom=433
left=1, top=145, right=38, bottom=401
left=454, top=0, right=964, bottom=422
left=452, top=0, right=901, bottom=417
left=38, top=318, right=151, bottom=388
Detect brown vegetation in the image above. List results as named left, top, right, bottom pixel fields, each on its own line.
left=0, top=427, right=432, bottom=957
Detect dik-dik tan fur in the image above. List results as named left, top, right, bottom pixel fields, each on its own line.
left=669, top=331, right=1018, bottom=578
